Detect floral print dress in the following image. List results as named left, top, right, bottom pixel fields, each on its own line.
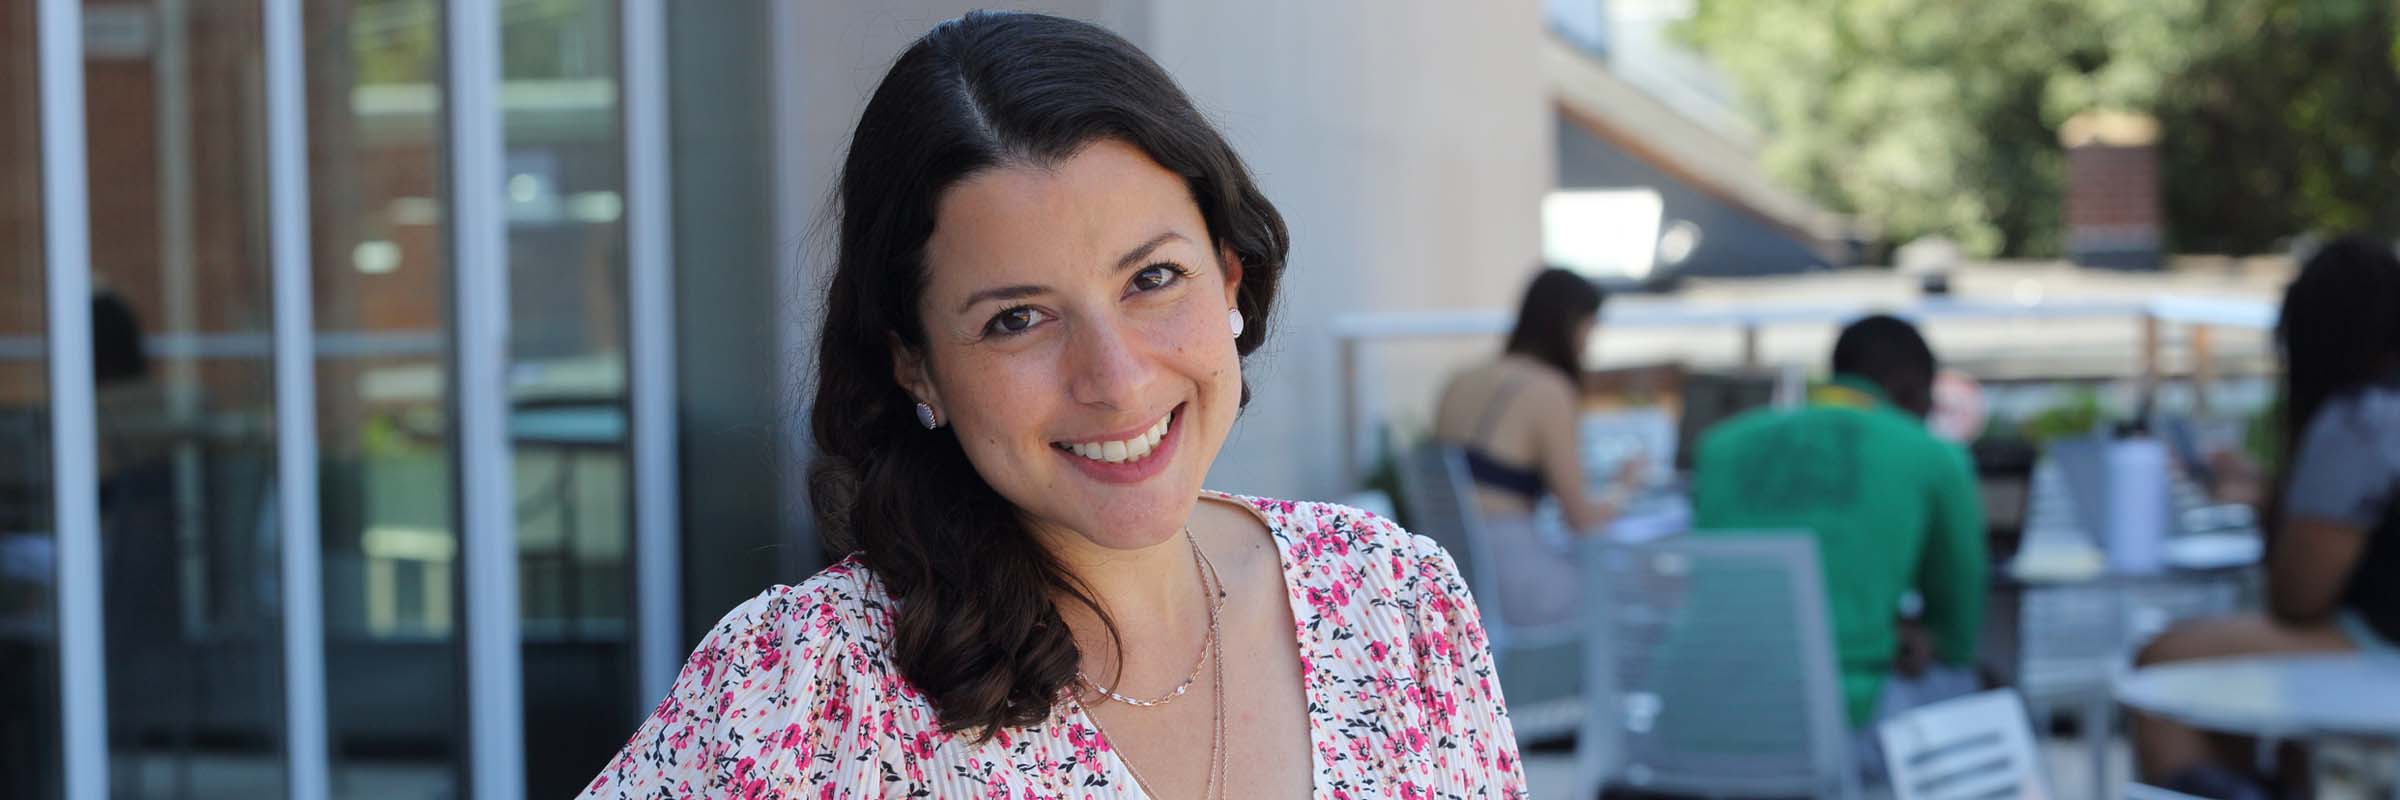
left=578, top=493, right=1527, bottom=798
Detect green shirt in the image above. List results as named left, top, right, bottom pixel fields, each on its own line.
left=1689, top=375, right=1987, bottom=726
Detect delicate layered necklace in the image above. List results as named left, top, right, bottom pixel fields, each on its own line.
left=1076, top=528, right=1227, bottom=800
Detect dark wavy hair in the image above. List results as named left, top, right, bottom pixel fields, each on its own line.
left=2276, top=236, right=2400, bottom=472
left=1503, top=267, right=1605, bottom=381
left=807, top=11, right=1289, bottom=739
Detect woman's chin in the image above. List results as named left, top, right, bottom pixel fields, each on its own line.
left=1040, top=490, right=1205, bottom=554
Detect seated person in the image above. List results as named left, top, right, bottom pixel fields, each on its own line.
left=1432, top=267, right=1641, bottom=626
left=2134, top=236, right=2400, bottom=800
left=1690, top=315, right=1988, bottom=736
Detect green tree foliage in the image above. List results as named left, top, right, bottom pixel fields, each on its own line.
left=1678, top=0, right=2400, bottom=257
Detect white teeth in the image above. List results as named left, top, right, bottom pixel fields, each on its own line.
left=1062, top=413, right=1172, bottom=464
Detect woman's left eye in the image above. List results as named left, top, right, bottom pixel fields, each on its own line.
left=1130, top=263, right=1190, bottom=293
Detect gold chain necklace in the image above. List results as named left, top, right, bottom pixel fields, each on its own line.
left=1085, top=528, right=1229, bottom=800
left=1200, top=542, right=1227, bottom=799
left=1077, top=528, right=1219, bottom=707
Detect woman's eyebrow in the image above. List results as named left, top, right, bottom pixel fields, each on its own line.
left=955, top=284, right=1047, bottom=315
left=953, top=231, right=1189, bottom=315
left=1114, top=231, right=1187, bottom=272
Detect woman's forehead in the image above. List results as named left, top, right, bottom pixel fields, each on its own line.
left=925, top=140, right=1204, bottom=281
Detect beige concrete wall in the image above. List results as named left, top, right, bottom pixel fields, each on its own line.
left=776, top=1, right=1553, bottom=502
left=1135, top=1, right=1552, bottom=498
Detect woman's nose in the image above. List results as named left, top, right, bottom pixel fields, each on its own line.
left=1065, top=315, right=1151, bottom=409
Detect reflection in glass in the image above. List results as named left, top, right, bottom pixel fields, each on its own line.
left=310, top=0, right=462, bottom=795
left=501, top=2, right=638, bottom=794
left=79, top=2, right=290, bottom=795
left=1, top=1, right=59, bottom=795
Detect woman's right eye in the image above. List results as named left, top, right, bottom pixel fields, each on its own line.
left=983, top=306, right=1050, bottom=336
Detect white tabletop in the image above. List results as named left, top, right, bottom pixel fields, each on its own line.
left=2113, top=653, right=2400, bottom=740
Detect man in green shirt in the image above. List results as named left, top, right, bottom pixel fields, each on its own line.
left=1691, top=315, right=1988, bottom=728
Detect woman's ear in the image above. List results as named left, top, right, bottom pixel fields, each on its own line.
left=888, top=335, right=941, bottom=412
left=1217, top=242, right=1244, bottom=308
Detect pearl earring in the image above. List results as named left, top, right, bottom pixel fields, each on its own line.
left=914, top=402, right=941, bottom=430
left=1228, top=308, right=1245, bottom=338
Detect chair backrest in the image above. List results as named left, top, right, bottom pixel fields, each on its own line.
left=1398, top=442, right=1590, bottom=740
left=1395, top=444, right=1502, bottom=631
left=1877, top=689, right=2053, bottom=800
left=1577, top=534, right=1856, bottom=800
left=2016, top=582, right=2122, bottom=701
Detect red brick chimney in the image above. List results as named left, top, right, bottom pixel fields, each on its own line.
left=2061, top=111, right=2163, bottom=269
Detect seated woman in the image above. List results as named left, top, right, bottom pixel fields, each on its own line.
left=1432, top=268, right=1640, bottom=627
left=2134, top=236, right=2400, bottom=800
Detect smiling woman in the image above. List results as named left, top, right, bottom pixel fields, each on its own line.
left=896, top=139, right=1244, bottom=543
left=578, top=11, right=1526, bottom=799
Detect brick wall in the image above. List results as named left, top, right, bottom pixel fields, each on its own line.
left=3, top=5, right=46, bottom=406
left=0, top=1, right=451, bottom=423
left=2061, top=111, right=2163, bottom=269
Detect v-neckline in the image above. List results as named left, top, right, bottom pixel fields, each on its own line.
left=1060, top=491, right=1329, bottom=798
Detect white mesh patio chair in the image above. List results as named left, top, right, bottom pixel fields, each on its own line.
left=1395, top=443, right=1585, bottom=740
left=1876, top=688, right=2053, bottom=800
left=1575, top=534, right=1858, bottom=800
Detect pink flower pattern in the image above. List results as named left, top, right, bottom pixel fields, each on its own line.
left=577, top=493, right=1527, bottom=798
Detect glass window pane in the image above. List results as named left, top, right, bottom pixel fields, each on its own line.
left=0, top=1, right=60, bottom=796
left=500, top=2, right=636, bottom=794
left=309, top=0, right=461, bottom=795
left=82, top=1, right=289, bottom=795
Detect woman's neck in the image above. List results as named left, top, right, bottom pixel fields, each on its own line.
left=1042, top=522, right=1205, bottom=624
left=1036, top=520, right=1213, bottom=679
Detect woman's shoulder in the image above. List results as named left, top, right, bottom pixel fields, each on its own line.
left=792, top=556, right=895, bottom=622
left=687, top=558, right=899, bottom=684
left=1497, top=353, right=1577, bottom=392
left=2323, top=384, right=2400, bottom=437
left=695, top=560, right=930, bottom=730
left=1216, top=491, right=1396, bottom=540
left=1450, top=355, right=1574, bottom=393
left=1211, top=492, right=1463, bottom=589
left=578, top=560, right=915, bottom=798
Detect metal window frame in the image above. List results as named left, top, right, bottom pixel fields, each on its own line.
left=621, top=0, right=683, bottom=707
left=37, top=0, right=106, bottom=797
left=769, top=0, right=818, bottom=574
left=264, top=1, right=331, bottom=797
left=444, top=1, right=525, bottom=797
left=47, top=3, right=674, bottom=796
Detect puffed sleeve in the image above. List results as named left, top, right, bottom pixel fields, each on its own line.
left=1398, top=519, right=1531, bottom=798
left=577, top=578, right=880, bottom=797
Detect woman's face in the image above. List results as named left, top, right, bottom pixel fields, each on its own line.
left=895, top=138, right=1245, bottom=554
